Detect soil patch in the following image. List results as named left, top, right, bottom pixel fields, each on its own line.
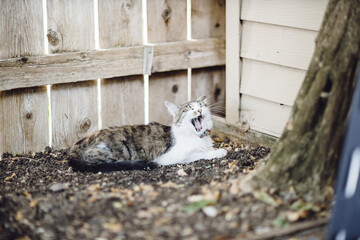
left=0, top=140, right=328, bottom=240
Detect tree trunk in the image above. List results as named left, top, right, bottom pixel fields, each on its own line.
left=249, top=0, right=360, bottom=203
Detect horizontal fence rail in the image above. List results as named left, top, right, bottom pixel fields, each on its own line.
left=0, top=38, right=225, bottom=91
left=0, top=0, right=226, bottom=154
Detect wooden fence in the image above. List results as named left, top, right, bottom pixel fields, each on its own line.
left=0, top=0, right=226, bottom=154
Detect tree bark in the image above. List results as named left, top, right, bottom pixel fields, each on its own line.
left=249, top=0, right=360, bottom=203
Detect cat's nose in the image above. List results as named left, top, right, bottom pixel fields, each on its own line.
left=197, top=109, right=202, bottom=113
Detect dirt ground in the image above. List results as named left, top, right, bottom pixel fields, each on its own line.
left=0, top=138, right=329, bottom=240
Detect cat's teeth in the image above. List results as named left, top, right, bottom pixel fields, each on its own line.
left=191, top=116, right=202, bottom=132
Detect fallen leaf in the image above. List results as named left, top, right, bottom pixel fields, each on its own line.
left=159, top=181, right=184, bottom=188
left=16, top=211, right=23, bottom=221
left=4, top=173, right=16, bottom=181
left=49, top=182, right=69, bottom=192
left=103, top=222, right=123, bottom=232
left=253, top=191, right=280, bottom=207
left=15, top=236, right=31, bottom=240
left=290, top=199, right=313, bottom=211
left=87, top=184, right=101, bottom=192
left=22, top=191, right=32, bottom=198
left=183, top=200, right=215, bottom=213
left=177, top=168, right=188, bottom=176
left=29, top=199, right=39, bottom=208
left=112, top=202, right=123, bottom=209
left=272, top=217, right=289, bottom=228
left=286, top=209, right=308, bottom=222
left=228, top=160, right=237, bottom=168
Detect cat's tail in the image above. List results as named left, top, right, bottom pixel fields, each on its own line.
left=68, top=157, right=158, bottom=172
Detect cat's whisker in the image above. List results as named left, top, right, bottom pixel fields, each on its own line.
left=69, top=96, right=228, bottom=171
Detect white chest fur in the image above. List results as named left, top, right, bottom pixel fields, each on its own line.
left=154, top=126, right=227, bottom=165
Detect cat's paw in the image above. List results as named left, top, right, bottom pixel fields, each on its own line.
left=215, top=149, right=227, bottom=158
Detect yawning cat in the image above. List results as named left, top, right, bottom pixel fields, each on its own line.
left=68, top=96, right=227, bottom=172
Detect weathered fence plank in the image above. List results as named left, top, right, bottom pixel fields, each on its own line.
left=0, top=0, right=49, bottom=154
left=51, top=81, right=98, bottom=149
left=192, top=66, right=226, bottom=117
left=101, top=76, right=144, bottom=127
left=47, top=0, right=98, bottom=149
left=98, top=0, right=144, bottom=128
left=147, top=0, right=187, bottom=43
left=0, top=87, right=49, bottom=154
left=191, top=0, right=226, bottom=117
left=47, top=0, right=95, bottom=53
left=98, top=0, right=143, bottom=49
left=0, top=38, right=225, bottom=91
left=148, top=0, right=188, bottom=125
left=191, top=0, right=225, bottom=39
left=149, top=71, right=188, bottom=124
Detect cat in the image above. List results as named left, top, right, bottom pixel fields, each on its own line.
left=68, top=96, right=227, bottom=172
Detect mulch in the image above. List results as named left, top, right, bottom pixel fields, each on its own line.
left=0, top=138, right=328, bottom=240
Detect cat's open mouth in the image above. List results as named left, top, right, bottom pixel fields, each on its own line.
left=191, top=115, right=203, bottom=132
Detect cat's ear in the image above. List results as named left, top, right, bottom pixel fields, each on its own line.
left=197, top=95, right=207, bottom=104
left=164, top=101, right=179, bottom=117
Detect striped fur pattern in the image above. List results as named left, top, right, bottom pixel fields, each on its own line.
left=68, top=96, right=227, bottom=171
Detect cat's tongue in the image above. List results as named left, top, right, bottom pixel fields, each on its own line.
left=194, top=118, right=202, bottom=132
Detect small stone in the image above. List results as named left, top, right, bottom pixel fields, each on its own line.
left=202, top=206, right=218, bottom=217
left=49, top=182, right=69, bottom=192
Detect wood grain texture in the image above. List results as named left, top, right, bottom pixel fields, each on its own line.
left=241, top=0, right=328, bottom=31
left=47, top=0, right=94, bottom=53
left=98, top=0, right=144, bottom=128
left=0, top=0, right=48, bottom=154
left=0, top=87, right=49, bottom=154
left=192, top=66, right=226, bottom=117
left=149, top=70, right=188, bottom=125
left=98, top=0, right=143, bottom=48
left=51, top=81, right=98, bottom=149
left=191, top=0, right=225, bottom=39
left=0, top=0, right=44, bottom=58
left=47, top=0, right=98, bottom=149
left=147, top=0, right=187, bottom=43
left=0, top=38, right=225, bottom=91
left=241, top=21, right=317, bottom=71
left=151, top=38, right=225, bottom=73
left=240, top=59, right=305, bottom=106
left=101, top=76, right=144, bottom=128
left=240, top=94, right=292, bottom=137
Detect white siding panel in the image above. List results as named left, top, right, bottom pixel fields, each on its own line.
left=241, top=0, right=328, bottom=31
left=226, top=0, right=241, bottom=124
left=240, top=94, right=292, bottom=137
left=240, top=59, right=305, bottom=106
left=241, top=21, right=317, bottom=70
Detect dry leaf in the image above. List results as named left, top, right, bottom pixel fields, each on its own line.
left=22, top=191, right=32, bottom=198
left=4, top=173, right=16, bottom=181
left=15, top=236, right=31, bottom=240
left=16, top=211, right=23, bottom=221
left=253, top=191, right=280, bottom=207
left=103, top=222, right=123, bottom=232
left=29, top=199, right=39, bottom=208
left=159, top=181, right=176, bottom=188
left=87, top=184, right=101, bottom=192
left=177, top=168, right=188, bottom=176
left=228, top=160, right=237, bottom=168
left=286, top=209, right=308, bottom=222
left=50, top=182, right=69, bottom=192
